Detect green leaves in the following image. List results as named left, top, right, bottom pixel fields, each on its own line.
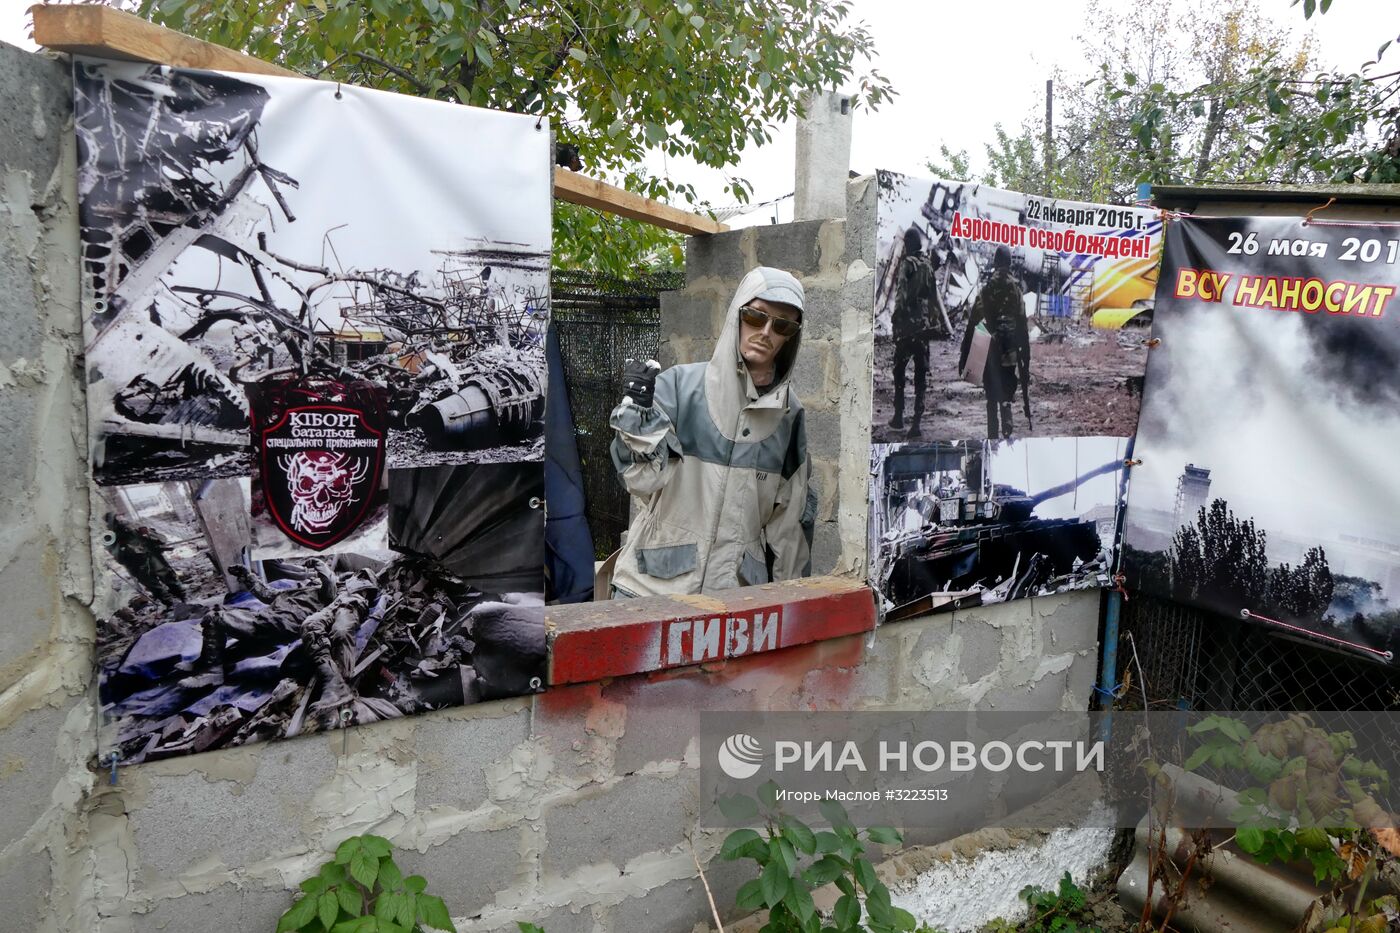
left=145, top=0, right=895, bottom=274
left=760, top=859, right=790, bottom=908
left=276, top=834, right=456, bottom=933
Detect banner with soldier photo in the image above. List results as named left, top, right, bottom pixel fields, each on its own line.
left=872, top=170, right=1163, bottom=443
left=78, top=59, right=552, bottom=763
left=1122, top=216, right=1400, bottom=666
left=867, top=171, right=1158, bottom=618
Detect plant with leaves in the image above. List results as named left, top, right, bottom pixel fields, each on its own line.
left=718, top=781, right=916, bottom=933
left=1109, top=0, right=1400, bottom=186
left=138, top=0, right=894, bottom=274
left=1179, top=714, right=1395, bottom=886
left=984, top=872, right=1100, bottom=933
left=276, top=834, right=456, bottom=933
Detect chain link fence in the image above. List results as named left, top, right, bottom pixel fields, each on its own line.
left=1115, top=593, right=1400, bottom=713
left=551, top=269, right=683, bottom=559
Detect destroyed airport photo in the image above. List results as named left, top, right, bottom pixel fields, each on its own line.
left=96, top=465, right=546, bottom=763
left=76, top=62, right=550, bottom=487
left=872, top=170, right=1161, bottom=443
left=1121, top=221, right=1400, bottom=664
left=870, top=436, right=1126, bottom=620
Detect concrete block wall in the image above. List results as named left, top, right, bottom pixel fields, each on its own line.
left=659, top=176, right=878, bottom=579
left=0, top=41, right=1106, bottom=933
left=0, top=41, right=102, bottom=933
left=67, top=592, right=1101, bottom=933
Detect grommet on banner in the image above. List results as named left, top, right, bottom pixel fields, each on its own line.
left=1145, top=338, right=1161, bottom=348
left=535, top=113, right=546, bottom=130
left=340, top=708, right=352, bottom=755
left=1111, top=573, right=1130, bottom=601
left=1124, top=458, right=1142, bottom=467
left=334, top=82, right=343, bottom=100
left=1303, top=197, right=1336, bottom=226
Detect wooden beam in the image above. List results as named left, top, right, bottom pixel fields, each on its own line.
left=31, top=3, right=727, bottom=237
left=30, top=4, right=298, bottom=78
left=553, top=167, right=729, bottom=236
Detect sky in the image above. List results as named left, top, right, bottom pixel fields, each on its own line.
left=3, top=0, right=1392, bottom=225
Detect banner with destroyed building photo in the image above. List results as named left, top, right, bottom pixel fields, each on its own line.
left=872, top=170, right=1162, bottom=443
left=77, top=60, right=552, bottom=762
left=869, top=437, right=1127, bottom=620
left=1122, top=216, right=1400, bottom=666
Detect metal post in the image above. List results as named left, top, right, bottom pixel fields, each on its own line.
left=1098, top=589, right=1122, bottom=743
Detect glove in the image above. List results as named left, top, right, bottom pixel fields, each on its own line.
left=621, top=358, right=662, bottom=408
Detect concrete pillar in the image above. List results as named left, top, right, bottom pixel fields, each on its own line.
left=793, top=90, right=854, bottom=222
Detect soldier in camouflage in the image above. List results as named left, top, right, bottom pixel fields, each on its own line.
left=889, top=227, right=944, bottom=439
left=959, top=245, right=1031, bottom=440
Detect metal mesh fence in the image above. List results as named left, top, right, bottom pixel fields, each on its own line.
left=551, top=269, right=683, bottom=559
left=1116, top=593, right=1400, bottom=713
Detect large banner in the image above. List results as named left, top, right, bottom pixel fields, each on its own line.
left=1122, top=216, right=1400, bottom=665
left=872, top=171, right=1162, bottom=443
left=869, top=171, right=1157, bottom=618
left=79, top=60, right=553, bottom=763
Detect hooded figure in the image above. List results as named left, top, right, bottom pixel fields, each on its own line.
left=601, top=267, right=813, bottom=598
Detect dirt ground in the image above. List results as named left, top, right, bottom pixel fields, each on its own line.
left=872, top=323, right=1151, bottom=443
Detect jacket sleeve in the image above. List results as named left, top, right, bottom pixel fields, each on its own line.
left=609, top=368, right=682, bottom=498
left=765, top=411, right=813, bottom=580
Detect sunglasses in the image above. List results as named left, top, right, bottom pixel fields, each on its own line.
left=739, top=305, right=802, bottom=337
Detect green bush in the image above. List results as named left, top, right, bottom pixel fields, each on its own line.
left=276, top=834, right=456, bottom=933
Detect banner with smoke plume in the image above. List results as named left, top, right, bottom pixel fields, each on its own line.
left=868, top=171, right=1158, bottom=620
left=1122, top=215, right=1400, bottom=666
left=77, top=59, right=552, bottom=763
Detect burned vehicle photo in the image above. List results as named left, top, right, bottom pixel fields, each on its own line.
left=75, top=59, right=554, bottom=762
left=869, top=437, right=1127, bottom=619
left=75, top=61, right=550, bottom=487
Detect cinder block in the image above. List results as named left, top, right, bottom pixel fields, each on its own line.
left=0, top=395, right=40, bottom=529
left=686, top=229, right=752, bottom=285
left=0, top=702, right=74, bottom=847
left=544, top=773, right=693, bottom=876
left=0, top=847, right=49, bottom=932
left=802, top=406, right=842, bottom=461
left=607, top=876, right=711, bottom=932
left=395, top=826, right=522, bottom=919
left=0, top=42, right=72, bottom=360
left=416, top=708, right=530, bottom=814
left=130, top=738, right=338, bottom=876
left=536, top=903, right=599, bottom=933
left=809, top=519, right=843, bottom=578
left=1065, top=649, right=1099, bottom=710
left=843, top=177, right=878, bottom=267
left=135, top=884, right=293, bottom=933
left=754, top=221, right=825, bottom=278
left=789, top=339, right=836, bottom=409
left=660, top=290, right=725, bottom=343
left=797, top=285, right=847, bottom=342
left=956, top=619, right=1004, bottom=685
left=1042, top=595, right=1101, bottom=655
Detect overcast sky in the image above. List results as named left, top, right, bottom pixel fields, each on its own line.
left=1, top=0, right=1392, bottom=219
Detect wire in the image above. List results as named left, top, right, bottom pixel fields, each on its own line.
left=1239, top=608, right=1394, bottom=661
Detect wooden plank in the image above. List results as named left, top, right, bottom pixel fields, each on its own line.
left=32, top=3, right=301, bottom=78
left=31, top=4, right=727, bottom=236
left=554, top=167, right=729, bottom=236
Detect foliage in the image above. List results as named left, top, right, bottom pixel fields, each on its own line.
left=138, top=0, right=894, bottom=274
left=1107, top=0, right=1400, bottom=186
left=928, top=0, right=1399, bottom=202
left=276, top=834, right=456, bottom=933
left=1180, top=714, right=1393, bottom=885
left=1169, top=498, right=1334, bottom=624
left=985, top=872, right=1100, bottom=933
left=718, top=781, right=917, bottom=933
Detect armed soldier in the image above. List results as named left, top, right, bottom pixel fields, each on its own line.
left=959, top=246, right=1031, bottom=440
left=888, top=227, right=945, bottom=439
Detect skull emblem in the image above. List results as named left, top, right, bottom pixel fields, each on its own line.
left=279, top=451, right=370, bottom=534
